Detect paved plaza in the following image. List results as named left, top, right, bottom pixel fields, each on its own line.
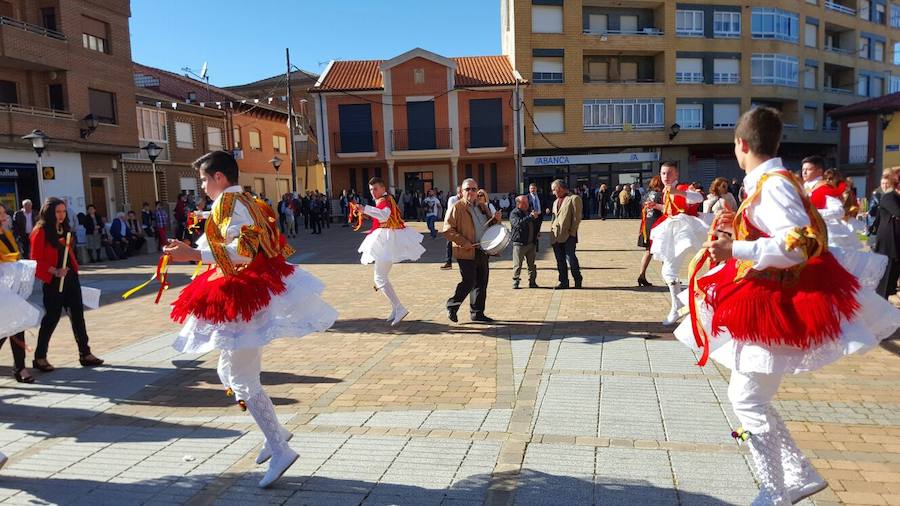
left=1, top=219, right=899, bottom=506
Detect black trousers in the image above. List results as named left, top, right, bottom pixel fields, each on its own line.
left=877, top=257, right=900, bottom=298
left=447, top=250, right=490, bottom=316
left=36, top=272, right=92, bottom=360
left=552, top=236, right=582, bottom=285
left=0, top=332, right=26, bottom=370
left=310, top=213, right=322, bottom=234
left=445, top=240, right=453, bottom=264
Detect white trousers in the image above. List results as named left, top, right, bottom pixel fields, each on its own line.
left=660, top=249, right=690, bottom=284
left=217, top=347, right=263, bottom=402
left=727, top=369, right=784, bottom=433
left=373, top=260, right=392, bottom=290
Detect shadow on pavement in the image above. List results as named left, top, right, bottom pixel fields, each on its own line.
left=0, top=470, right=738, bottom=505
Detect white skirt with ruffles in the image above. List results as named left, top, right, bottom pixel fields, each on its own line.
left=649, top=214, right=709, bottom=264
left=0, top=260, right=41, bottom=337
left=172, top=265, right=337, bottom=354
left=358, top=227, right=425, bottom=265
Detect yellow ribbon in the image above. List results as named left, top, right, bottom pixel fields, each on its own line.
left=122, top=254, right=170, bottom=300
left=190, top=260, right=204, bottom=280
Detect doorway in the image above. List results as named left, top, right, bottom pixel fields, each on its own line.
left=404, top=171, right=434, bottom=196
left=89, top=177, right=109, bottom=219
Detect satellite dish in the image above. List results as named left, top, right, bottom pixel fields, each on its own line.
left=199, top=62, right=208, bottom=79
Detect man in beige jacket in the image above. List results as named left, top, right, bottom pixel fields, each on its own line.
left=549, top=179, right=583, bottom=289
left=442, top=178, right=501, bottom=323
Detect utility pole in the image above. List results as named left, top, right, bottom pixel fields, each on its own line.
left=286, top=48, right=298, bottom=192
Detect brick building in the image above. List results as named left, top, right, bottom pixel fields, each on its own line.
left=502, top=0, right=900, bottom=196
left=0, top=0, right=138, bottom=219
left=226, top=69, right=327, bottom=193
left=310, top=48, right=526, bottom=198
left=129, top=63, right=297, bottom=202
left=830, top=91, right=900, bottom=192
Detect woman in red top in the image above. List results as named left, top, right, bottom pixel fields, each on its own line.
left=30, top=197, right=104, bottom=371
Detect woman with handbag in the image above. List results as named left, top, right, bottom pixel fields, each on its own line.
left=30, top=197, right=104, bottom=372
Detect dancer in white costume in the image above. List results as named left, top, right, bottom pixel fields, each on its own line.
left=0, top=202, right=41, bottom=384
left=164, top=151, right=337, bottom=488
left=677, top=107, right=900, bottom=505
left=351, top=176, right=425, bottom=326
left=648, top=162, right=707, bottom=325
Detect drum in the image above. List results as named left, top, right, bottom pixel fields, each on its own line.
left=480, top=224, right=511, bottom=256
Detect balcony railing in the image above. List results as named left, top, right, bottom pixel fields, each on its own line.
left=465, top=126, right=508, bottom=149
left=825, top=45, right=857, bottom=55
left=532, top=72, right=564, bottom=84
left=824, top=85, right=854, bottom=94
left=583, top=28, right=664, bottom=36
left=823, top=123, right=839, bottom=131
left=0, top=102, right=73, bottom=119
left=713, top=73, right=740, bottom=84
left=391, top=128, right=452, bottom=151
left=848, top=144, right=868, bottom=164
left=0, top=16, right=66, bottom=40
left=123, top=142, right=170, bottom=162
left=583, top=76, right=661, bottom=84
left=675, top=72, right=704, bottom=84
left=825, top=0, right=856, bottom=15
left=333, top=130, right=378, bottom=154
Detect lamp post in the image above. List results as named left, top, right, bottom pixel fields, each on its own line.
left=270, top=156, right=282, bottom=172
left=142, top=142, right=162, bottom=203
left=22, top=129, right=49, bottom=203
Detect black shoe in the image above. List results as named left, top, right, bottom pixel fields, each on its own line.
left=79, top=354, right=104, bottom=367
left=574, top=277, right=583, bottom=289
left=637, top=276, right=653, bottom=287
left=513, top=281, right=520, bottom=289
left=440, top=263, right=452, bottom=270
left=32, top=359, right=55, bottom=372
left=529, top=281, right=539, bottom=288
left=14, top=369, right=34, bottom=384
left=555, top=283, right=569, bottom=289
left=447, top=309, right=458, bottom=323
left=471, top=314, right=495, bottom=323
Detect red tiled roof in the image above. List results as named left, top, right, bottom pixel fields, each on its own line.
left=314, top=55, right=519, bottom=92
left=829, top=92, right=900, bottom=118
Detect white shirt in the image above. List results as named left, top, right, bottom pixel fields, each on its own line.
left=731, top=158, right=810, bottom=271
left=197, top=186, right=254, bottom=266
left=24, top=211, right=33, bottom=234
left=803, top=177, right=822, bottom=192
left=424, top=196, right=441, bottom=217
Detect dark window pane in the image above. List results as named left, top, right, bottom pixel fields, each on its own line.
left=0, top=80, right=17, bottom=104
left=469, top=98, right=503, bottom=148
left=465, top=164, right=473, bottom=179
left=338, top=103, right=373, bottom=152
left=88, top=88, right=116, bottom=124
left=41, top=7, right=57, bottom=31
left=48, top=84, right=65, bottom=110
left=490, top=163, right=498, bottom=193
left=478, top=164, right=486, bottom=188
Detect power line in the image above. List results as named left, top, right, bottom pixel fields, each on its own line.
left=522, top=102, right=564, bottom=150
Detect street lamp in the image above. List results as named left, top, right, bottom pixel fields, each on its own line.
left=79, top=113, right=100, bottom=139
left=142, top=141, right=162, bottom=202
left=22, top=129, right=49, bottom=202
left=270, top=156, right=282, bottom=172
left=668, top=123, right=681, bottom=141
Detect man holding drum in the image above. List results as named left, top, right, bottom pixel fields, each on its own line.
left=443, top=178, right=501, bottom=323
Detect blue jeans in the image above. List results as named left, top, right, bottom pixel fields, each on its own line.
left=426, top=215, right=437, bottom=238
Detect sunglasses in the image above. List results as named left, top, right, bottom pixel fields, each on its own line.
left=463, top=188, right=478, bottom=192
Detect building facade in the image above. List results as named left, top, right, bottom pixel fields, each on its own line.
left=130, top=63, right=296, bottom=202
left=226, top=70, right=327, bottom=193
left=0, top=0, right=138, bottom=219
left=310, top=48, right=525, bottom=198
left=502, top=0, right=900, bottom=193
left=830, top=91, right=900, bottom=194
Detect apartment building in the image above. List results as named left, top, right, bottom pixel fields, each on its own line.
left=226, top=69, right=327, bottom=193
left=502, top=0, right=900, bottom=196
left=129, top=63, right=297, bottom=201
left=0, top=0, right=138, bottom=219
left=830, top=91, right=900, bottom=191
left=310, top=48, right=525, bottom=199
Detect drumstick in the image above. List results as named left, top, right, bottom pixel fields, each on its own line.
left=58, top=232, right=72, bottom=293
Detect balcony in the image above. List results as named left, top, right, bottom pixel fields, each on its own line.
left=332, top=130, right=378, bottom=157
left=848, top=144, right=868, bottom=163
left=583, top=27, right=663, bottom=37
left=0, top=102, right=73, bottom=119
left=465, top=126, right=508, bottom=152
left=582, top=6, right=663, bottom=39
left=713, top=73, right=740, bottom=84
left=823, top=63, right=855, bottom=95
left=0, top=16, right=69, bottom=70
left=584, top=54, right=663, bottom=85
left=391, top=128, right=452, bottom=152
left=675, top=72, right=704, bottom=84
left=825, top=0, right=856, bottom=15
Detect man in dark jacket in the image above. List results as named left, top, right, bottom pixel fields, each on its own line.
left=510, top=195, right=540, bottom=289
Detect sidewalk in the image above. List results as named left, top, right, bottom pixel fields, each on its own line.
left=1, top=219, right=898, bottom=505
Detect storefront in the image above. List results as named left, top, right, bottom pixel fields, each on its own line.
left=0, top=163, right=38, bottom=212
left=0, top=148, right=88, bottom=217
left=522, top=151, right=660, bottom=197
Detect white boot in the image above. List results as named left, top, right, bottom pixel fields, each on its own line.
left=747, top=430, right=791, bottom=506
left=769, top=408, right=828, bottom=503
left=244, top=390, right=298, bottom=488
left=0, top=451, right=7, bottom=470
left=386, top=307, right=396, bottom=322
left=255, top=428, right=294, bottom=465
left=663, top=282, right=684, bottom=325
left=380, top=283, right=408, bottom=326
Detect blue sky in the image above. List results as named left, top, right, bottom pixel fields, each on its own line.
left=130, top=0, right=501, bottom=86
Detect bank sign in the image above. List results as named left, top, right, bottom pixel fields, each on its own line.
left=523, top=152, right=660, bottom=166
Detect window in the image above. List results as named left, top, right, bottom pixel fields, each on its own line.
left=751, top=8, right=799, bottom=42
left=751, top=54, right=799, bottom=86
left=338, top=103, right=374, bottom=152
left=895, top=41, right=900, bottom=65
left=861, top=0, right=871, bottom=20
left=248, top=129, right=261, bottom=150
left=0, top=80, right=17, bottom=104
left=533, top=105, right=564, bottom=133
left=713, top=103, right=740, bottom=129
left=82, top=16, right=109, bottom=54
left=131, top=107, right=168, bottom=161
left=175, top=121, right=194, bottom=149
left=532, top=5, right=563, bottom=33
left=233, top=127, right=241, bottom=149
left=273, top=134, right=287, bottom=154
left=533, top=57, right=564, bottom=83
left=41, top=7, right=57, bottom=31
left=413, top=68, right=425, bottom=85
left=620, top=62, right=638, bottom=81
left=804, top=67, right=817, bottom=89
left=583, top=98, right=665, bottom=131
left=848, top=122, right=869, bottom=163
left=88, top=88, right=116, bottom=124
left=713, top=59, right=740, bottom=84
left=803, top=108, right=817, bottom=130
left=893, top=4, right=900, bottom=27
left=860, top=37, right=870, bottom=59
left=859, top=75, right=870, bottom=96
left=876, top=3, right=887, bottom=23
left=676, top=10, right=704, bottom=36
left=675, top=58, right=704, bottom=83
left=48, top=84, right=64, bottom=110
left=676, top=104, right=703, bottom=129
left=872, top=76, right=884, bottom=97
left=587, top=14, right=607, bottom=34
left=469, top=98, right=504, bottom=148
left=619, top=15, right=638, bottom=33
left=207, top=126, right=223, bottom=151
left=805, top=22, right=817, bottom=47
left=875, top=40, right=885, bottom=61
left=714, top=11, right=741, bottom=37
left=891, top=75, right=900, bottom=93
